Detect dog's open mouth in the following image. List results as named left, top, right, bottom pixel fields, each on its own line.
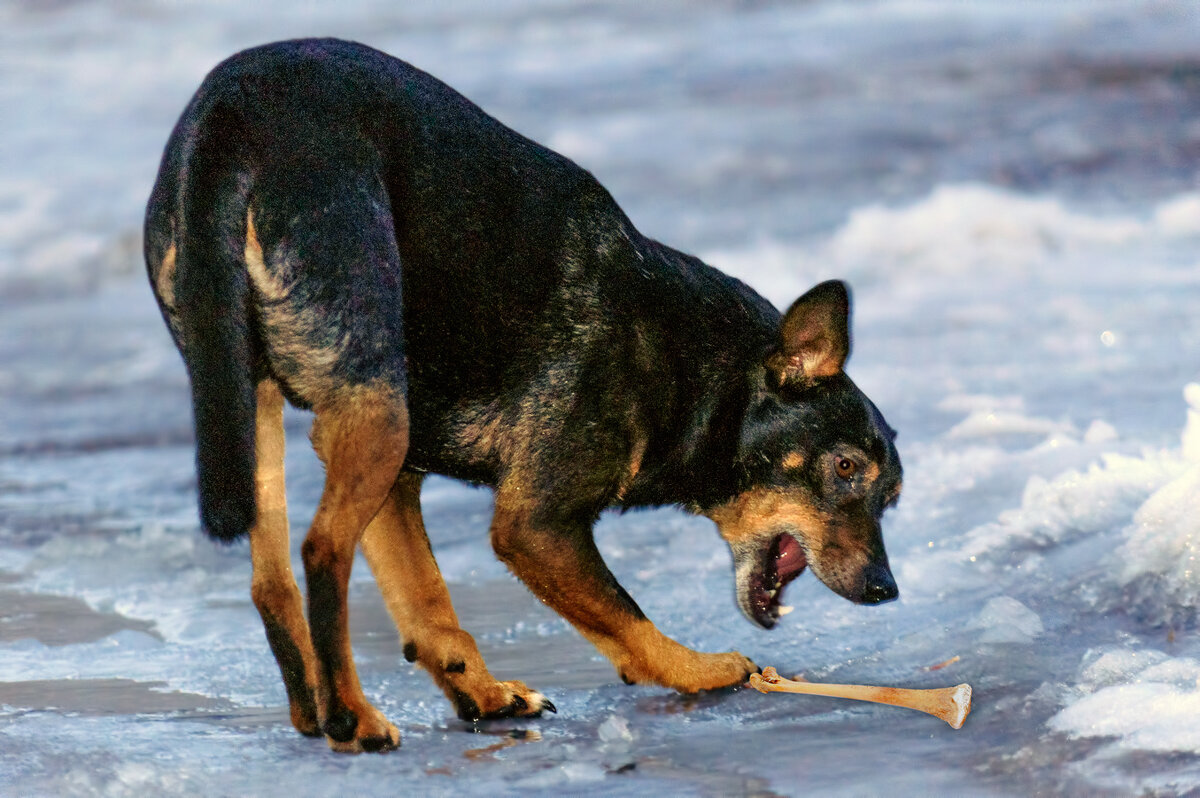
left=745, top=533, right=808, bottom=629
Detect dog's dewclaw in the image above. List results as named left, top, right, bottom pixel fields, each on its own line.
left=747, top=666, right=972, bottom=729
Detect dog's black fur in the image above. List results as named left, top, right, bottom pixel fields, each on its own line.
left=146, top=39, right=901, bottom=750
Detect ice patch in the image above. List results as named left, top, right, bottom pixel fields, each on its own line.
left=597, top=714, right=635, bottom=744
left=1077, top=648, right=1171, bottom=690
left=517, top=761, right=607, bottom=788
left=971, top=596, right=1043, bottom=644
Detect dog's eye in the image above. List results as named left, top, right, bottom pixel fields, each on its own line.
left=835, top=458, right=857, bottom=479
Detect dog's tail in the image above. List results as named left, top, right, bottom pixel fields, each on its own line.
left=170, top=159, right=258, bottom=544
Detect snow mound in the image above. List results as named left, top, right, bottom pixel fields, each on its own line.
left=900, top=385, right=1199, bottom=619
left=824, top=183, right=1146, bottom=277
left=945, top=410, right=1074, bottom=440
left=1154, top=192, right=1200, bottom=237
left=704, top=183, right=1200, bottom=312
left=1114, top=384, right=1200, bottom=625
left=1051, top=682, right=1200, bottom=753
left=914, top=449, right=1181, bottom=578
left=1051, top=647, right=1200, bottom=754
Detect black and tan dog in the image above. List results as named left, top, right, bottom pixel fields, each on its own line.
left=145, top=39, right=902, bottom=753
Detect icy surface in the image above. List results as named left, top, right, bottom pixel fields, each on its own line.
left=3, top=1, right=1200, bottom=796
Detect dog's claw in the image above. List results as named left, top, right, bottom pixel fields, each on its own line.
left=457, top=680, right=553, bottom=721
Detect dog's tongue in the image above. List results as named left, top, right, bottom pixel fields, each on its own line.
left=775, top=535, right=806, bottom=581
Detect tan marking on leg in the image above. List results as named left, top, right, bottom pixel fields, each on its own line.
left=360, top=474, right=550, bottom=720
left=302, top=385, right=408, bottom=753
left=244, top=210, right=286, bottom=301
left=244, top=209, right=341, bottom=403
left=248, top=380, right=320, bottom=736
left=490, top=496, right=754, bottom=694
left=155, top=243, right=177, bottom=310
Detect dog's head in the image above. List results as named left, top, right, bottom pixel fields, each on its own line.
left=706, top=280, right=902, bottom=629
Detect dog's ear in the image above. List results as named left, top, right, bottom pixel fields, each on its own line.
left=767, top=280, right=851, bottom=387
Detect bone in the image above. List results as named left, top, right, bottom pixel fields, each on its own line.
left=748, top=667, right=972, bottom=729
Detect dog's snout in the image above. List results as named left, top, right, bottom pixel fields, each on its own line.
left=860, top=563, right=899, bottom=605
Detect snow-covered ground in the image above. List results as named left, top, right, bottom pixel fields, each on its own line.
left=2, top=1, right=1199, bottom=795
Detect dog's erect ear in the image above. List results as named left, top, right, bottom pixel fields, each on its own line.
left=767, top=280, right=851, bottom=386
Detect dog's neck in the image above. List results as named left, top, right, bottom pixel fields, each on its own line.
left=614, top=239, right=778, bottom=511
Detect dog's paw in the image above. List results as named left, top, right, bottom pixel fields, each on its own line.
left=323, top=704, right=401, bottom=754
left=453, top=679, right=557, bottom=722
left=680, top=651, right=758, bottom=693
left=620, top=649, right=758, bottom=694
left=287, top=685, right=322, bottom=737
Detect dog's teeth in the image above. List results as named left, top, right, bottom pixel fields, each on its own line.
left=774, top=581, right=782, bottom=590
left=777, top=605, right=794, bottom=616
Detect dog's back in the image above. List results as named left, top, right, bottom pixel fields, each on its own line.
left=146, top=38, right=778, bottom=535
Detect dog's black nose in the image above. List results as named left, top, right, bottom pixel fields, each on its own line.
left=860, top=563, right=899, bottom=605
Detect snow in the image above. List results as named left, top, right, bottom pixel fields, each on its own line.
left=2, top=0, right=1200, bottom=795
left=1052, top=682, right=1200, bottom=753
left=1050, top=647, right=1200, bottom=754
left=1114, top=386, right=1200, bottom=625
left=1155, top=194, right=1200, bottom=238
left=825, top=183, right=1146, bottom=278
left=945, top=410, right=1075, bottom=441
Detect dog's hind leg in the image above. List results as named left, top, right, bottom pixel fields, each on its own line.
left=491, top=495, right=757, bottom=694
left=245, top=164, right=412, bottom=751
left=302, top=387, right=409, bottom=753
left=360, top=474, right=554, bottom=721
left=248, top=379, right=320, bottom=736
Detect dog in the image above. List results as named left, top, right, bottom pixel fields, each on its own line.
left=144, top=38, right=902, bottom=753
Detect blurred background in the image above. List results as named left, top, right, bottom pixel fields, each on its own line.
left=2, top=1, right=1200, bottom=795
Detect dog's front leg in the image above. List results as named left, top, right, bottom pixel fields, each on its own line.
left=490, top=497, right=756, bottom=693
left=360, top=473, right=554, bottom=721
